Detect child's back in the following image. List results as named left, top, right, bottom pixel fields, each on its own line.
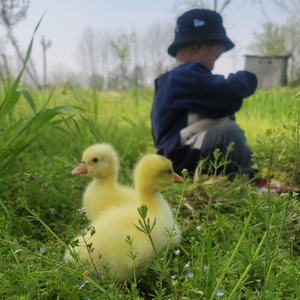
left=151, top=9, right=257, bottom=177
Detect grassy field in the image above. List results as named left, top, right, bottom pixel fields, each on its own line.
left=1, top=55, right=300, bottom=299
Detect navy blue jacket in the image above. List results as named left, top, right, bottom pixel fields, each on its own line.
left=151, top=61, right=257, bottom=174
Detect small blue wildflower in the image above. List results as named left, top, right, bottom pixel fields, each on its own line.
left=85, top=298, right=92, bottom=300
left=214, top=289, right=224, bottom=296
left=175, top=249, right=180, bottom=255
left=197, top=226, right=202, bottom=230
left=198, top=291, right=204, bottom=295
left=79, top=280, right=86, bottom=289
left=204, top=265, right=208, bottom=270
left=171, top=275, right=177, bottom=279
left=62, top=204, right=67, bottom=207
left=39, top=174, right=43, bottom=178
left=40, top=248, right=47, bottom=253
left=49, top=162, right=53, bottom=166
left=185, top=263, right=190, bottom=268
left=186, top=272, right=193, bottom=277
left=60, top=259, right=64, bottom=264
left=216, top=277, right=220, bottom=281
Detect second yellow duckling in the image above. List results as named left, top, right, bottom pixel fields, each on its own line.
left=65, top=154, right=182, bottom=281
left=72, top=143, right=138, bottom=221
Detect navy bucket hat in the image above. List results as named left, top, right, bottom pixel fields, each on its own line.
left=168, top=9, right=234, bottom=57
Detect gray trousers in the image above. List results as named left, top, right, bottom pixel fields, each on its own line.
left=199, top=119, right=256, bottom=178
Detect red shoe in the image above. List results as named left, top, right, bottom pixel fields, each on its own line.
left=257, top=178, right=297, bottom=193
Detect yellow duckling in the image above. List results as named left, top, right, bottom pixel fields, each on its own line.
left=72, top=143, right=138, bottom=221
left=65, top=154, right=182, bottom=281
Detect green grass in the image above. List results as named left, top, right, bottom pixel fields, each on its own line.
left=238, top=87, right=300, bottom=148
left=1, top=85, right=300, bottom=299
left=1, top=39, right=300, bottom=299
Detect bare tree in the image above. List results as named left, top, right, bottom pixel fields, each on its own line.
left=0, top=36, right=5, bottom=54
left=0, top=0, right=29, bottom=27
left=76, top=27, right=100, bottom=78
left=144, top=22, right=174, bottom=79
left=0, top=0, right=42, bottom=88
left=282, top=17, right=300, bottom=80
left=0, top=37, right=8, bottom=81
left=49, top=62, right=69, bottom=85
left=76, top=27, right=120, bottom=90
left=75, top=22, right=179, bottom=89
left=173, top=0, right=233, bottom=14
left=111, top=34, right=131, bottom=89
left=172, top=0, right=274, bottom=16
left=272, top=0, right=300, bottom=20
left=270, top=0, right=300, bottom=80
left=41, top=35, right=52, bottom=88
left=50, top=62, right=88, bottom=87
left=97, top=29, right=112, bottom=88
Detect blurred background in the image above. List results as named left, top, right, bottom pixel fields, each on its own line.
left=0, top=0, right=299, bottom=90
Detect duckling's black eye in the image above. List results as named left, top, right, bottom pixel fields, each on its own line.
left=92, top=158, right=98, bottom=163
left=167, top=169, right=172, bottom=175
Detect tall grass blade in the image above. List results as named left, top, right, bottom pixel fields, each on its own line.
left=41, top=88, right=55, bottom=110
left=0, top=70, right=8, bottom=96
left=206, top=226, right=214, bottom=298
left=291, top=241, right=300, bottom=298
left=80, top=115, right=103, bottom=142
left=0, top=13, right=44, bottom=121
left=0, top=198, right=11, bottom=223
left=92, top=89, right=98, bottom=124
left=216, top=209, right=231, bottom=252
left=17, top=89, right=39, bottom=148
left=0, top=104, right=73, bottom=175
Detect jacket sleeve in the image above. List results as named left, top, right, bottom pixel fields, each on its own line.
left=171, top=63, right=257, bottom=118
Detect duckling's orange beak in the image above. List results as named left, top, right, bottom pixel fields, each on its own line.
left=173, top=172, right=183, bottom=183
left=71, top=163, right=88, bottom=175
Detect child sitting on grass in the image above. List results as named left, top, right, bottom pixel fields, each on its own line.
left=151, top=9, right=257, bottom=178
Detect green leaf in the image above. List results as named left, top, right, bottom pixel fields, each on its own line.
left=132, top=223, right=147, bottom=233
left=137, top=204, right=148, bottom=220
left=150, top=217, right=157, bottom=232
left=70, top=239, right=79, bottom=248
left=90, top=226, right=96, bottom=236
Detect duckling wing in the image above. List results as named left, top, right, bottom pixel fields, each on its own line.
left=67, top=204, right=174, bottom=281
left=70, top=205, right=153, bottom=280
left=83, top=184, right=138, bottom=221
